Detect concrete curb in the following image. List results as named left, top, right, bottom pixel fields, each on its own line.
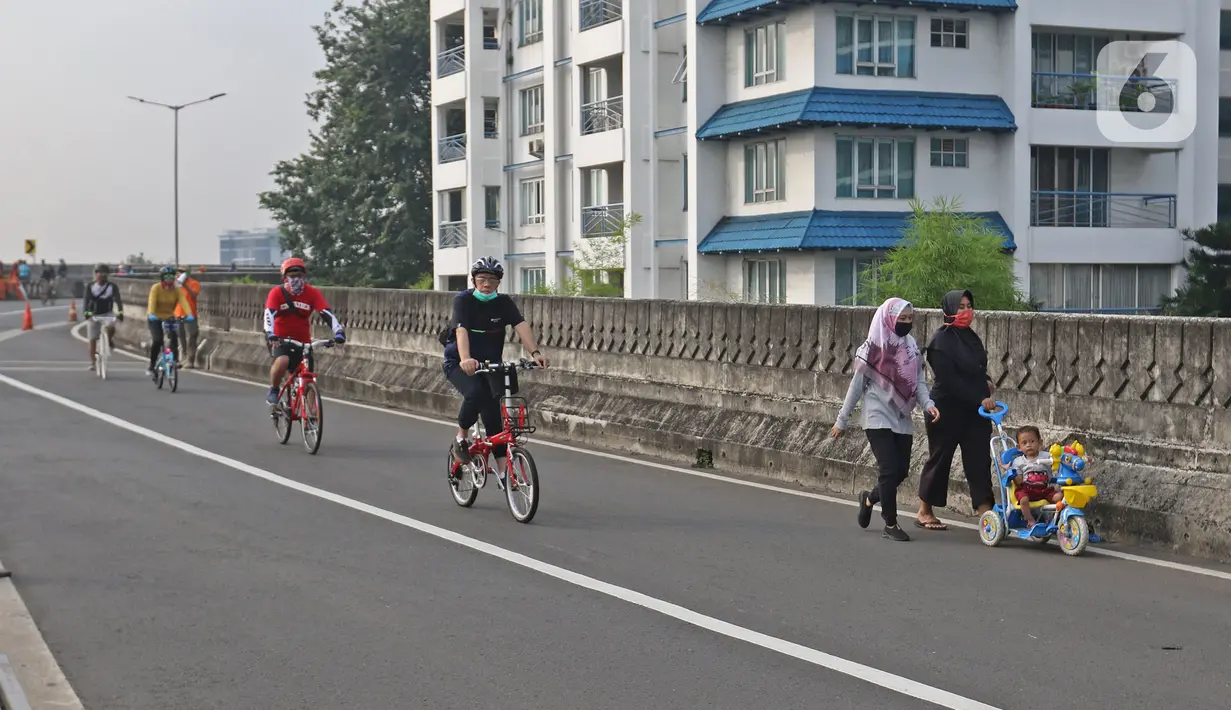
left=0, top=654, right=32, bottom=710
left=0, top=559, right=83, bottom=710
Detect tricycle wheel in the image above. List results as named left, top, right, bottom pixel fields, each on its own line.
left=979, top=510, right=1006, bottom=547
left=1058, top=515, right=1090, bottom=556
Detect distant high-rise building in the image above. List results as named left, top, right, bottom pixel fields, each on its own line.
left=218, top=228, right=290, bottom=266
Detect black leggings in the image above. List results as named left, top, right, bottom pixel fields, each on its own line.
left=918, top=404, right=994, bottom=512
left=147, top=320, right=180, bottom=369
left=865, top=429, right=914, bottom=527
left=446, top=367, right=506, bottom=458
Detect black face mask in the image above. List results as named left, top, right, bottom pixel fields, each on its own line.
left=894, top=322, right=913, bottom=338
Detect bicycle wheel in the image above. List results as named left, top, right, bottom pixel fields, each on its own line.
left=448, top=449, right=478, bottom=507
left=300, top=382, right=323, bottom=454
left=273, top=386, right=293, bottom=444
left=168, top=359, right=179, bottom=393
left=97, top=330, right=109, bottom=380
left=155, top=360, right=165, bottom=389
left=505, top=446, right=540, bottom=523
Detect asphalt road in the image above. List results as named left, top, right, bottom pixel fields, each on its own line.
left=1, top=320, right=1230, bottom=709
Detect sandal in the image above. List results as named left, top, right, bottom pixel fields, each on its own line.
left=914, top=518, right=948, bottom=531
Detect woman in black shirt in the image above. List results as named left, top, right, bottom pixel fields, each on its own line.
left=915, top=290, right=999, bottom=530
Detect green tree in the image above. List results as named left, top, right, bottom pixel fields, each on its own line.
left=259, top=0, right=432, bottom=288
left=1162, top=221, right=1231, bottom=317
left=125, top=252, right=153, bottom=265
left=856, top=196, right=1027, bottom=311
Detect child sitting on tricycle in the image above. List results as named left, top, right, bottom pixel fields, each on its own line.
left=976, top=401, right=1102, bottom=557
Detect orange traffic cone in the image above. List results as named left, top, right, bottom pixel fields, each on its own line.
left=21, top=302, right=33, bottom=330
left=68, top=300, right=78, bottom=322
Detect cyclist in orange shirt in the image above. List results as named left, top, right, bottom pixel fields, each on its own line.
left=174, top=266, right=202, bottom=368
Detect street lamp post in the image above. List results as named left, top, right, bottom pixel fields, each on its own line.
left=127, top=93, right=226, bottom=266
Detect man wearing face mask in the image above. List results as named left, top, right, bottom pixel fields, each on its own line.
left=262, top=257, right=346, bottom=405
left=443, top=257, right=549, bottom=476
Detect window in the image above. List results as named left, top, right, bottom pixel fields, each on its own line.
left=836, top=15, right=915, bottom=77
left=930, top=138, right=968, bottom=168
left=520, top=85, right=544, bottom=135
left=836, top=137, right=914, bottom=199
left=930, top=18, right=968, bottom=48
left=673, top=47, right=687, bottom=102
left=484, top=186, right=500, bottom=228
left=1031, top=146, right=1110, bottom=227
left=483, top=101, right=498, bottom=138
left=835, top=255, right=883, bottom=306
left=744, top=259, right=786, bottom=304
left=520, top=178, right=545, bottom=225
left=1219, top=184, right=1231, bottom=221
left=519, top=0, right=542, bottom=45
left=1221, top=98, right=1231, bottom=138
left=745, top=22, right=785, bottom=86
left=521, top=267, right=546, bottom=293
left=679, top=153, right=689, bottom=211
left=744, top=139, right=786, bottom=203
left=1222, top=12, right=1231, bottom=50
left=1029, top=264, right=1173, bottom=313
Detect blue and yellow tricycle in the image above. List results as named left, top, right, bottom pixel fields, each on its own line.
left=976, top=401, right=1102, bottom=556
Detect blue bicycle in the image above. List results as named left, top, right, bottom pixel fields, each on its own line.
left=152, top=318, right=182, bottom=393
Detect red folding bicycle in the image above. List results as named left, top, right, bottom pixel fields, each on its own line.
left=448, top=358, right=541, bottom=523
left=270, top=337, right=335, bottom=454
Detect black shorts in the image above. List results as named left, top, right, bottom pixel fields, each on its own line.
left=271, top=342, right=314, bottom=373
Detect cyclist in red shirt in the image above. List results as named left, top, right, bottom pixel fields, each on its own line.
left=262, top=257, right=345, bottom=404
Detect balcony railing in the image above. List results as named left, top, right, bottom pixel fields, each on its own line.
left=438, top=221, right=468, bottom=248
left=438, top=133, right=466, bottom=163
left=581, top=203, right=625, bottom=237
left=483, top=117, right=498, bottom=138
left=1031, top=72, right=1176, bottom=112
left=1030, top=191, right=1176, bottom=228
left=483, top=33, right=498, bottom=50
left=437, top=45, right=465, bottom=78
left=580, top=0, right=622, bottom=30
left=581, top=96, right=623, bottom=135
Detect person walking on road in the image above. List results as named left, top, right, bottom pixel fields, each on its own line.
left=915, top=289, right=999, bottom=531
left=174, top=266, right=202, bottom=368
left=831, top=297, right=939, bottom=542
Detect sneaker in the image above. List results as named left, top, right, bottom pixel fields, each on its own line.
left=266, top=389, right=279, bottom=405
left=145, top=368, right=154, bottom=377
left=452, top=437, right=471, bottom=465
left=88, top=362, right=95, bottom=371
left=882, top=524, right=911, bottom=542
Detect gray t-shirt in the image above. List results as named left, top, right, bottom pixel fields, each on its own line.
left=835, top=359, right=934, bottom=435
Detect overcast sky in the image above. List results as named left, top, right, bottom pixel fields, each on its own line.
left=0, top=0, right=340, bottom=265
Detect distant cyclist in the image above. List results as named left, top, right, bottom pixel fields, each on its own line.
left=83, top=264, right=124, bottom=370
left=16, top=260, right=30, bottom=296
left=262, top=257, right=345, bottom=404
left=443, top=257, right=548, bottom=472
left=145, top=265, right=194, bottom=377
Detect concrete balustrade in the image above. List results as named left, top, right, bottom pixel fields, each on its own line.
left=110, top=278, right=1231, bottom=562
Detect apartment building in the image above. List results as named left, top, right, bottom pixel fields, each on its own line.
left=432, top=0, right=1219, bottom=311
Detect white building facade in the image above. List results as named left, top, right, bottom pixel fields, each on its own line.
left=432, top=0, right=1219, bottom=312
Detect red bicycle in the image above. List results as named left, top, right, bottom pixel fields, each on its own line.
left=448, top=358, right=541, bottom=523
left=270, top=337, right=335, bottom=454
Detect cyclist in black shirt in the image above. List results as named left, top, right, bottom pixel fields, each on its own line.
left=83, top=264, right=124, bottom=369
left=444, top=256, right=548, bottom=470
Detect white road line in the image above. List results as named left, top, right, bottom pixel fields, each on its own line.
left=64, top=324, right=1231, bottom=583
left=0, top=370, right=998, bottom=710
left=0, top=305, right=71, bottom=317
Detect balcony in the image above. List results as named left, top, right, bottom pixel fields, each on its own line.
left=437, top=45, right=465, bottom=78
left=581, top=203, right=625, bottom=237
left=579, top=0, right=621, bottom=31
left=581, top=96, right=623, bottom=135
left=1031, top=72, right=1176, bottom=113
left=438, top=221, right=468, bottom=248
left=438, top=133, right=466, bottom=163
left=1030, top=191, right=1176, bottom=228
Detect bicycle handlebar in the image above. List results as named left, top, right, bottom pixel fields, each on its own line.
left=274, top=337, right=336, bottom=350
left=474, top=358, right=540, bottom=374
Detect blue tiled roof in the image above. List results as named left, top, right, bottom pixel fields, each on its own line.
left=697, top=210, right=1016, bottom=253
left=697, top=0, right=1017, bottom=25
left=697, top=87, right=1016, bottom=140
